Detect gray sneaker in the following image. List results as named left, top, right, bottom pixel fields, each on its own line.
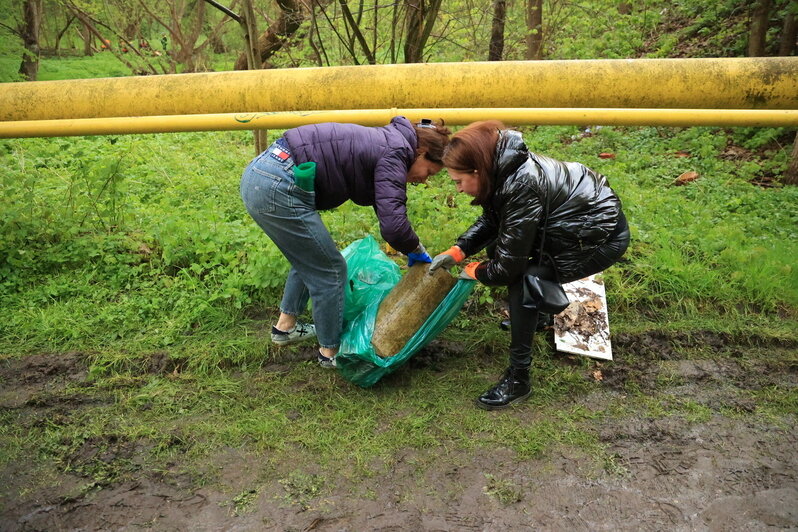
left=317, top=352, right=337, bottom=368
left=271, top=322, right=316, bottom=346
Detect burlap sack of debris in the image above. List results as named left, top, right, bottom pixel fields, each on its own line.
left=372, top=263, right=457, bottom=358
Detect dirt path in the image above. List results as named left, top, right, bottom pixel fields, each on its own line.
left=2, top=337, right=797, bottom=531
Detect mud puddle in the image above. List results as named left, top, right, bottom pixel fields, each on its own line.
left=1, top=332, right=796, bottom=531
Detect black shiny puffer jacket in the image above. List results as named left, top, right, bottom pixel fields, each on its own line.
left=456, top=130, right=622, bottom=285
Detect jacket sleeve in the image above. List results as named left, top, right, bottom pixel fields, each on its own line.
left=475, top=181, right=542, bottom=286
left=372, top=152, right=420, bottom=255
left=456, top=213, right=498, bottom=257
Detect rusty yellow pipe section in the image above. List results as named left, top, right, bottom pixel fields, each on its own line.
left=1, top=58, right=797, bottom=122
left=2, top=108, right=798, bottom=138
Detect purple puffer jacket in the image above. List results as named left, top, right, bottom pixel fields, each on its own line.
left=283, top=116, right=420, bottom=254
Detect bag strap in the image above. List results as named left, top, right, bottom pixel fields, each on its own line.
left=536, top=188, right=561, bottom=283
left=536, top=189, right=550, bottom=267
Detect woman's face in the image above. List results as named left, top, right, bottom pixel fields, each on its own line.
left=447, top=168, right=480, bottom=197
left=406, top=154, right=443, bottom=183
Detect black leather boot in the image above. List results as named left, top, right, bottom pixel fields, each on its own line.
left=476, top=367, right=531, bottom=410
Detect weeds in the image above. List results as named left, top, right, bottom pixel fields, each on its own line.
left=229, top=487, right=259, bottom=516
left=278, top=471, right=325, bottom=510
left=1, top=40, right=797, bottom=508
left=483, top=474, right=523, bottom=506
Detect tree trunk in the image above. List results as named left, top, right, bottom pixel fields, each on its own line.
left=389, top=0, right=400, bottom=63
left=123, top=21, right=141, bottom=41
left=404, top=0, right=422, bottom=62
left=308, top=0, right=328, bottom=66
left=81, top=21, right=94, bottom=56
left=784, top=132, right=798, bottom=186
left=240, top=0, right=266, bottom=154
left=403, top=0, right=442, bottom=63
left=487, top=0, right=506, bottom=61
left=208, top=32, right=227, bottom=53
left=525, top=0, right=542, bottom=60
left=173, top=0, right=207, bottom=72
left=234, top=0, right=305, bottom=70
left=19, top=0, right=43, bottom=81
left=747, top=0, right=772, bottom=57
left=778, top=11, right=796, bottom=56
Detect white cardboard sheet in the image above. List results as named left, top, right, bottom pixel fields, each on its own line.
left=553, top=274, right=613, bottom=360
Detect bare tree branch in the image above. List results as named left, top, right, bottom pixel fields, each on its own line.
left=67, top=2, right=159, bottom=74
left=0, top=21, right=21, bottom=36
left=316, top=0, right=360, bottom=65
left=338, top=0, right=375, bottom=63
left=65, top=2, right=153, bottom=74
left=202, top=0, right=242, bottom=22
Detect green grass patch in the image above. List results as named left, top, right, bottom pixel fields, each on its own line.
left=1, top=110, right=797, bottom=495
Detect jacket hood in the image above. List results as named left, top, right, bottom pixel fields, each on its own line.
left=391, top=116, right=418, bottom=153
left=494, top=130, right=529, bottom=184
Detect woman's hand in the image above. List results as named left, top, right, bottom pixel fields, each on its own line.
left=407, top=243, right=432, bottom=267
left=458, top=262, right=479, bottom=280
left=429, top=246, right=466, bottom=274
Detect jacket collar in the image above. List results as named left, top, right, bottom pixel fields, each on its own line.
left=493, top=130, right=529, bottom=184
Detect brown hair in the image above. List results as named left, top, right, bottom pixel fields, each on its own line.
left=442, top=120, right=504, bottom=206
left=414, top=119, right=452, bottom=164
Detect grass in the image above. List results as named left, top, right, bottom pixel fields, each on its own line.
left=1, top=126, right=796, bottom=486
left=1, top=49, right=797, bottom=502
left=483, top=474, right=523, bottom=505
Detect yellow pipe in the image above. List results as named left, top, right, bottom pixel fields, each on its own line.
left=1, top=58, right=797, bottom=122
left=2, top=108, right=797, bottom=139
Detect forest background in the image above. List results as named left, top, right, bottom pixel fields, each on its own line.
left=0, top=0, right=797, bottom=527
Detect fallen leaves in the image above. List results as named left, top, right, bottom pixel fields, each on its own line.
left=673, top=171, right=699, bottom=186
left=598, top=152, right=616, bottom=159
left=555, top=294, right=607, bottom=338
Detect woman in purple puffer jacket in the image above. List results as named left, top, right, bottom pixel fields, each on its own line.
left=240, top=117, right=450, bottom=367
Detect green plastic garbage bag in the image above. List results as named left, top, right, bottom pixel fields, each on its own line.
left=336, top=236, right=475, bottom=388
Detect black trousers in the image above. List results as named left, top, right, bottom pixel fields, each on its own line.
left=501, top=212, right=630, bottom=369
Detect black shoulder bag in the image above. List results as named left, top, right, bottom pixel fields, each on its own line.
left=521, top=192, right=570, bottom=314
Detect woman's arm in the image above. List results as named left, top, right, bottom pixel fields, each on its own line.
left=456, top=213, right=498, bottom=257
left=471, top=181, right=542, bottom=286
left=372, top=153, right=420, bottom=255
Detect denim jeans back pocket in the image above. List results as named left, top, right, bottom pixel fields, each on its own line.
left=241, top=164, right=280, bottom=215
left=290, top=183, right=316, bottom=211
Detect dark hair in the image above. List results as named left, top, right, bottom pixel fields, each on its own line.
left=442, top=120, right=504, bottom=206
left=413, top=119, right=452, bottom=164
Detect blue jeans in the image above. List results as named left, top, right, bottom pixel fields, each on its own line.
left=240, top=141, right=346, bottom=349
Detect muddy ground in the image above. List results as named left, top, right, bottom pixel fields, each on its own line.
left=1, top=333, right=797, bottom=531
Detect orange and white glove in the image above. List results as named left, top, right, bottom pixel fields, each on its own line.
left=458, top=261, right=480, bottom=280
left=428, top=246, right=466, bottom=274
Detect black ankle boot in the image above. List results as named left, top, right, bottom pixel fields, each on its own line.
left=476, top=367, right=531, bottom=410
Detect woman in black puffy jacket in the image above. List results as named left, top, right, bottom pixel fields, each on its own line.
left=429, top=121, right=630, bottom=410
